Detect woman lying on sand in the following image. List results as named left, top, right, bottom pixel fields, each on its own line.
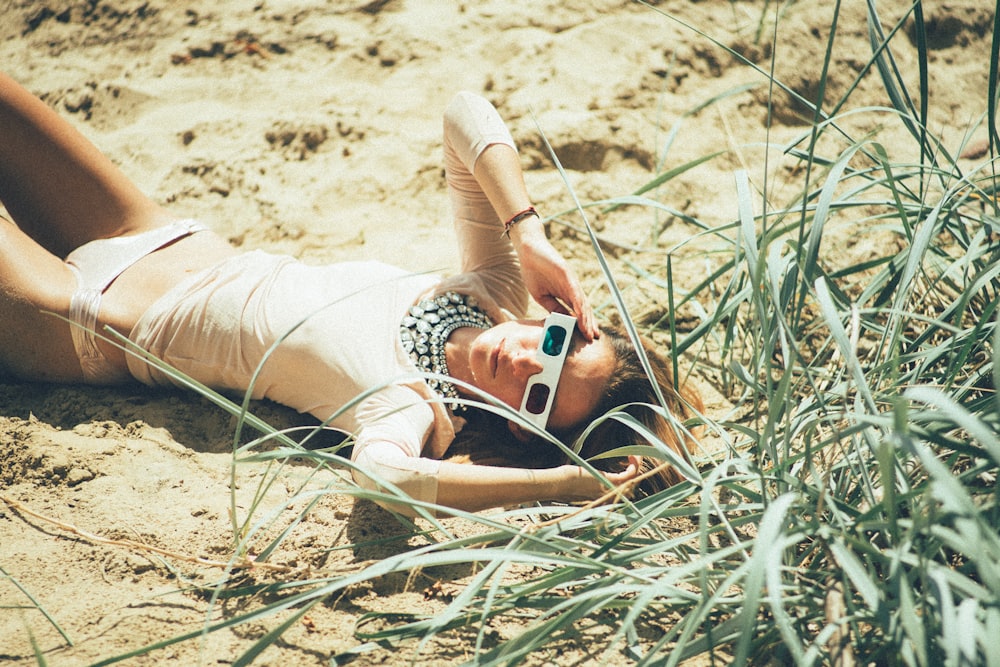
left=0, top=71, right=701, bottom=514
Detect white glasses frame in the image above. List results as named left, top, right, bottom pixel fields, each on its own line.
left=517, top=312, right=577, bottom=429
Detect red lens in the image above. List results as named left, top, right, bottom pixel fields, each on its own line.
left=524, top=383, right=551, bottom=415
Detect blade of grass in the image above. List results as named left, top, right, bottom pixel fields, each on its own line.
left=0, top=564, right=73, bottom=647
left=991, top=0, right=1000, bottom=161
left=532, top=115, right=678, bottom=420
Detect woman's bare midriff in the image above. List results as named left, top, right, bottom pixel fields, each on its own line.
left=95, top=229, right=239, bottom=373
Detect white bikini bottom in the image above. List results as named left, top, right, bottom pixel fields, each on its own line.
left=64, top=219, right=207, bottom=384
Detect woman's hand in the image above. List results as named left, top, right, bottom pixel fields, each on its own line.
left=509, top=220, right=599, bottom=341
left=556, top=455, right=642, bottom=503
left=470, top=143, right=599, bottom=340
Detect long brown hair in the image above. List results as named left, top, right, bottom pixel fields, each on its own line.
left=566, top=324, right=703, bottom=494
left=446, top=324, right=703, bottom=498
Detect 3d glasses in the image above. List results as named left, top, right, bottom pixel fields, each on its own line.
left=518, top=312, right=577, bottom=429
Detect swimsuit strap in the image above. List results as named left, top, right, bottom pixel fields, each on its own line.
left=65, top=219, right=208, bottom=383
left=65, top=218, right=208, bottom=292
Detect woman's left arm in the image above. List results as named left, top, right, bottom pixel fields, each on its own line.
left=472, top=144, right=599, bottom=340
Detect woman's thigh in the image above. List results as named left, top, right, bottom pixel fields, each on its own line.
left=0, top=71, right=170, bottom=258
left=0, top=219, right=83, bottom=383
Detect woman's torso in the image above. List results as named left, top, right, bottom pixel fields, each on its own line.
left=122, top=244, right=443, bottom=433
left=94, top=229, right=239, bottom=372
left=86, top=207, right=527, bottom=449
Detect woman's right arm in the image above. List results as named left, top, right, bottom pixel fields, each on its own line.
left=471, top=145, right=598, bottom=340
left=353, top=437, right=638, bottom=516
left=433, top=458, right=638, bottom=514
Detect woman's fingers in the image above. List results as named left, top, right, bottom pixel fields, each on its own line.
left=602, top=456, right=642, bottom=486
left=565, top=275, right=599, bottom=340
left=519, top=239, right=599, bottom=340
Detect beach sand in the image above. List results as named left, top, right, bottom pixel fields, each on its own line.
left=0, top=0, right=992, bottom=664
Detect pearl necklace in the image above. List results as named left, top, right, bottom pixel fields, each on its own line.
left=399, top=291, right=493, bottom=411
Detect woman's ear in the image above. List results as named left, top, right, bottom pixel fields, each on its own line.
left=507, top=420, right=532, bottom=442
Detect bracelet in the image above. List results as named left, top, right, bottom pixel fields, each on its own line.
left=501, top=206, right=539, bottom=238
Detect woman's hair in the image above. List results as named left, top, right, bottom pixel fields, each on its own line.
left=446, top=324, right=704, bottom=498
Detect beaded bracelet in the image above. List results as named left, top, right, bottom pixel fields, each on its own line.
left=501, top=206, right=539, bottom=238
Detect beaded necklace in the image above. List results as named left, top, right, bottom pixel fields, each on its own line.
left=399, top=291, right=493, bottom=411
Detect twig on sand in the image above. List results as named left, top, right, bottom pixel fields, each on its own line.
left=0, top=494, right=296, bottom=574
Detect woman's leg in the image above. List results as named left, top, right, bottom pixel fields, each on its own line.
left=0, top=218, right=82, bottom=382
left=0, top=71, right=179, bottom=382
left=0, top=71, right=173, bottom=258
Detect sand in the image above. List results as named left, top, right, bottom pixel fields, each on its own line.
left=0, top=0, right=992, bottom=664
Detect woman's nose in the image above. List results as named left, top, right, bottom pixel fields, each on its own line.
left=510, top=346, right=544, bottom=379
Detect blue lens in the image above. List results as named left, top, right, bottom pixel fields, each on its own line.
left=541, top=325, right=567, bottom=356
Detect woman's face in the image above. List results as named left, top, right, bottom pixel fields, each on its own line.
left=463, top=319, right=615, bottom=431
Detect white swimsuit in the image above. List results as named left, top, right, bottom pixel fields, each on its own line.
left=64, top=218, right=207, bottom=384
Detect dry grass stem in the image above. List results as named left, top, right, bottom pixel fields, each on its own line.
left=0, top=495, right=296, bottom=574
